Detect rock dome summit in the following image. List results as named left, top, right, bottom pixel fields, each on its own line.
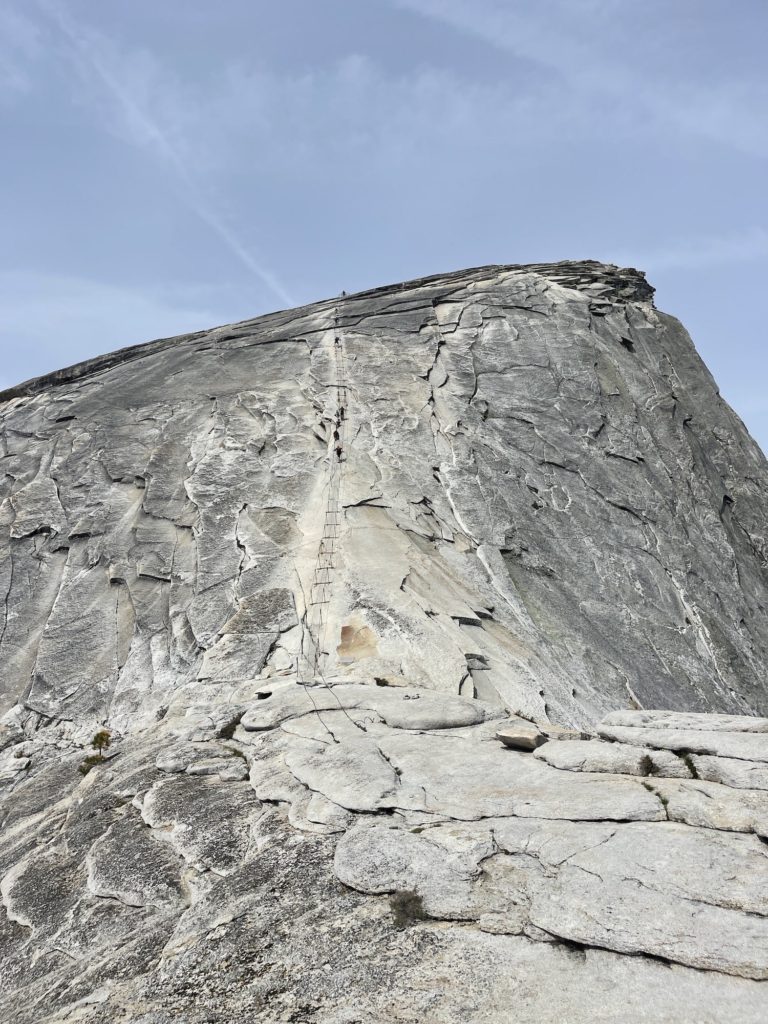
left=0, top=261, right=767, bottom=1022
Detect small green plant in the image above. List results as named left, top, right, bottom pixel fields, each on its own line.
left=79, top=730, right=112, bottom=775
left=390, top=890, right=429, bottom=930
left=91, top=730, right=112, bottom=761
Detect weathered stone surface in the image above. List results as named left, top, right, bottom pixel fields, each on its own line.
left=534, top=737, right=691, bottom=777
left=154, top=741, right=201, bottom=774
left=3, top=261, right=768, bottom=727
left=602, top=709, right=768, bottom=733
left=185, top=755, right=249, bottom=781
left=336, top=816, right=768, bottom=979
left=494, top=719, right=590, bottom=749
left=7, top=476, right=67, bottom=539
left=241, top=682, right=497, bottom=732
left=1, top=262, right=768, bottom=1020
left=1, top=849, right=85, bottom=936
left=334, top=822, right=494, bottom=918
left=649, top=777, right=768, bottom=836
left=598, top=723, right=768, bottom=762
left=377, top=731, right=666, bottom=820
left=284, top=732, right=399, bottom=812
left=496, top=721, right=547, bottom=750
left=85, top=813, right=187, bottom=910
left=141, top=775, right=262, bottom=874
left=531, top=859, right=768, bottom=979
left=691, top=753, right=768, bottom=790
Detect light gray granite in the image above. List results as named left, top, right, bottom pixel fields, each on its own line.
left=598, top=723, right=768, bottom=762
left=0, top=262, right=767, bottom=1022
left=534, top=737, right=691, bottom=776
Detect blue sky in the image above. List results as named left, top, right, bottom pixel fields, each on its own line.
left=1, top=0, right=766, bottom=448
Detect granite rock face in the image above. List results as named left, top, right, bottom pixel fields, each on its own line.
left=1, top=261, right=767, bottom=1022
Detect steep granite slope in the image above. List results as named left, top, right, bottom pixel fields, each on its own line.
left=2, top=260, right=767, bottom=727
left=0, top=261, right=767, bottom=1022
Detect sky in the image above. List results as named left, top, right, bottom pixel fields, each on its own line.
left=1, top=0, right=766, bottom=448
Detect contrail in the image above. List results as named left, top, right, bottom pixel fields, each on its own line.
left=37, top=0, right=295, bottom=308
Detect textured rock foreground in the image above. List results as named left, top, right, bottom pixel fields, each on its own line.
left=1, top=261, right=767, bottom=1022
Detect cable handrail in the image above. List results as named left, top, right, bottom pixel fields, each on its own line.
left=297, top=311, right=350, bottom=684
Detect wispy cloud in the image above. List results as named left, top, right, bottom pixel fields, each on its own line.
left=0, top=270, right=235, bottom=386
left=610, top=227, right=768, bottom=273
left=392, top=0, right=768, bottom=158
left=0, top=3, right=43, bottom=96
left=34, top=0, right=295, bottom=308
left=106, top=51, right=579, bottom=183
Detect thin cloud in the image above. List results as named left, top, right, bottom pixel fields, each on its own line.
left=391, top=0, right=768, bottom=158
left=35, top=0, right=295, bottom=308
left=145, top=54, right=572, bottom=180
left=0, top=270, right=234, bottom=386
left=611, top=228, right=768, bottom=273
left=0, top=4, right=43, bottom=96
